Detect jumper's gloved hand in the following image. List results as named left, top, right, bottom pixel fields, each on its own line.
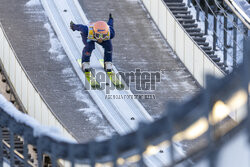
left=109, top=13, right=113, bottom=20
left=70, top=21, right=76, bottom=31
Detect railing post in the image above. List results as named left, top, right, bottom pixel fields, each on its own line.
left=69, top=145, right=75, bottom=167
left=224, top=13, right=228, bottom=66
left=188, top=0, right=191, bottom=7
left=51, top=143, right=57, bottom=167
left=0, top=127, right=2, bottom=167
left=23, top=131, right=29, bottom=167
left=37, top=138, right=43, bottom=167
left=243, top=28, right=250, bottom=63
left=166, top=108, right=174, bottom=165
left=213, top=4, right=217, bottom=51
left=205, top=76, right=218, bottom=167
left=88, top=141, right=95, bottom=167
left=243, top=32, right=250, bottom=143
left=205, top=0, right=208, bottom=35
left=137, top=123, right=145, bottom=166
left=110, top=135, right=118, bottom=167
left=9, top=130, right=15, bottom=167
left=233, top=15, right=238, bottom=68
left=196, top=0, right=200, bottom=22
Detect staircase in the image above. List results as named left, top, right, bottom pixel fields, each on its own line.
left=164, top=0, right=228, bottom=73
left=1, top=128, right=36, bottom=167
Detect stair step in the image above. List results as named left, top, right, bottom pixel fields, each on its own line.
left=205, top=50, right=215, bottom=55
left=217, top=62, right=225, bottom=66
left=169, top=7, right=188, bottom=11
left=193, top=37, right=206, bottom=42
left=176, top=15, right=193, bottom=19
left=209, top=55, right=216, bottom=58
left=2, top=138, right=21, bottom=142
left=209, top=55, right=217, bottom=59
left=201, top=46, right=212, bottom=50
left=220, top=66, right=227, bottom=72
left=14, top=144, right=24, bottom=148
left=197, top=41, right=209, bottom=46
left=2, top=133, right=9, bottom=136
left=164, top=0, right=183, bottom=2
left=211, top=57, right=220, bottom=62
left=178, top=19, right=195, bottom=24
left=183, top=23, right=198, bottom=28
left=173, top=11, right=190, bottom=15
left=185, top=28, right=201, bottom=33
left=14, top=142, right=24, bottom=145
left=166, top=2, right=186, bottom=7
left=221, top=68, right=226, bottom=72
left=220, top=65, right=225, bottom=70
left=224, top=69, right=229, bottom=74
left=189, top=32, right=204, bottom=37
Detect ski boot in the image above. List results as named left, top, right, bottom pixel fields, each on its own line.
left=104, top=62, right=112, bottom=72
left=82, top=62, right=90, bottom=72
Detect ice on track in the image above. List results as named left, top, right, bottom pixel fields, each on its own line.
left=44, top=22, right=66, bottom=61
left=25, top=0, right=40, bottom=7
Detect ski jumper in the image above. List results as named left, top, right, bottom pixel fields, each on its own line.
left=71, top=18, right=115, bottom=63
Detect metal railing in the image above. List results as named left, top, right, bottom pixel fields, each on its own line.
left=0, top=34, right=249, bottom=167
left=188, top=0, right=248, bottom=70
left=223, top=0, right=250, bottom=29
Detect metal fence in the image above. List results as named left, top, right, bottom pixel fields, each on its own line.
left=0, top=34, right=249, bottom=167
left=187, top=0, right=249, bottom=70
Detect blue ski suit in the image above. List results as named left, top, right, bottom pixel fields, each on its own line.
left=71, top=18, right=115, bottom=63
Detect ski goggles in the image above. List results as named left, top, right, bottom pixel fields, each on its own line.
left=94, top=33, right=108, bottom=40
